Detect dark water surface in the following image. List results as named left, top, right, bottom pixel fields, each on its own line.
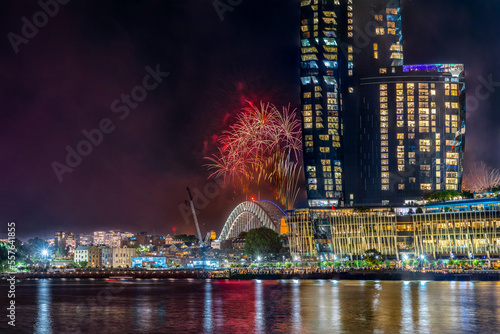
left=1, top=278, right=500, bottom=333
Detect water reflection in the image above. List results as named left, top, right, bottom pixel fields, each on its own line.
left=255, top=280, right=264, bottom=334
left=401, top=281, right=414, bottom=333
left=8, top=279, right=500, bottom=333
left=34, top=279, right=52, bottom=334
left=291, top=281, right=301, bottom=333
left=418, top=282, right=430, bottom=333
left=204, top=281, right=212, bottom=333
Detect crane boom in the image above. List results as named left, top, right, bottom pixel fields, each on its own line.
left=187, top=187, right=204, bottom=247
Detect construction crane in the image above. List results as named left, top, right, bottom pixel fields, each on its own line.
left=186, top=187, right=211, bottom=269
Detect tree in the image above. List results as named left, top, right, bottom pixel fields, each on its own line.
left=426, top=190, right=462, bottom=202
left=174, top=234, right=198, bottom=243
left=244, top=227, right=282, bottom=258
left=237, top=231, right=248, bottom=240
left=416, top=207, right=423, bottom=214
left=364, top=249, right=382, bottom=267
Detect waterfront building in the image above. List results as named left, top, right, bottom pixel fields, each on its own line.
left=132, top=256, right=167, bottom=269
left=299, top=0, right=465, bottom=207
left=88, top=246, right=102, bottom=267
left=287, top=197, right=500, bottom=261
left=287, top=210, right=318, bottom=260
left=74, top=245, right=101, bottom=266
left=101, top=247, right=137, bottom=268
left=187, top=259, right=219, bottom=269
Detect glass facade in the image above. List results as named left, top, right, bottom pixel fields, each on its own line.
left=300, top=0, right=466, bottom=207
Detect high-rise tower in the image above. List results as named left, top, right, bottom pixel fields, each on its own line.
left=300, top=0, right=465, bottom=207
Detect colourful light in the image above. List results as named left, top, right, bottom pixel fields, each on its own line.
left=204, top=101, right=302, bottom=210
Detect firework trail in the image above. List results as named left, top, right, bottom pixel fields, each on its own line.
left=205, top=101, right=302, bottom=209
left=462, top=161, right=500, bottom=193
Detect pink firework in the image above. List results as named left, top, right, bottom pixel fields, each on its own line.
left=205, top=101, right=302, bottom=209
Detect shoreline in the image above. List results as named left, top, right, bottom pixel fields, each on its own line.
left=3, top=269, right=500, bottom=282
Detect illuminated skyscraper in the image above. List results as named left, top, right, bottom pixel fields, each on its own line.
left=300, top=0, right=465, bottom=207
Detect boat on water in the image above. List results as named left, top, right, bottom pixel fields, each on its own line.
left=106, top=276, right=133, bottom=283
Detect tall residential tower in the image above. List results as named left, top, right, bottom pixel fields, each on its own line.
left=300, top=0, right=465, bottom=207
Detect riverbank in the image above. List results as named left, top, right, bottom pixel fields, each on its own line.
left=3, top=269, right=500, bottom=281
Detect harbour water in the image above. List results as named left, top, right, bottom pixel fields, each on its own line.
left=2, top=279, right=500, bottom=333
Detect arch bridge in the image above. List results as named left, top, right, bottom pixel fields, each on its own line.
left=218, top=201, right=287, bottom=241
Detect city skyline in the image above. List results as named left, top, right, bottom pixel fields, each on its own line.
left=1, top=0, right=500, bottom=240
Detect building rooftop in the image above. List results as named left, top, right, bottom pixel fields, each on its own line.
left=425, top=198, right=500, bottom=212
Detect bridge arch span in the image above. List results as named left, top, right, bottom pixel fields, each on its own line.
left=218, top=201, right=286, bottom=242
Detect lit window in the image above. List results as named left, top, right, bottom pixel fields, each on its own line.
left=420, top=184, right=432, bottom=191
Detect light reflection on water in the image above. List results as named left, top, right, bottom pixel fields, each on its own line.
left=34, top=279, right=52, bottom=334
left=1, top=279, right=500, bottom=333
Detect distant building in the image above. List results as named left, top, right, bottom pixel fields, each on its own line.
left=54, top=231, right=76, bottom=252
left=231, top=238, right=245, bottom=250
left=163, top=244, right=180, bottom=254
left=93, top=231, right=106, bottom=245
left=130, top=233, right=165, bottom=247
left=47, top=238, right=56, bottom=248
left=164, top=234, right=184, bottom=245
left=104, top=230, right=123, bottom=248
left=65, top=233, right=76, bottom=250
left=78, top=234, right=93, bottom=246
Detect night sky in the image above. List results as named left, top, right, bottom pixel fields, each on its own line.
left=0, top=0, right=499, bottom=240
